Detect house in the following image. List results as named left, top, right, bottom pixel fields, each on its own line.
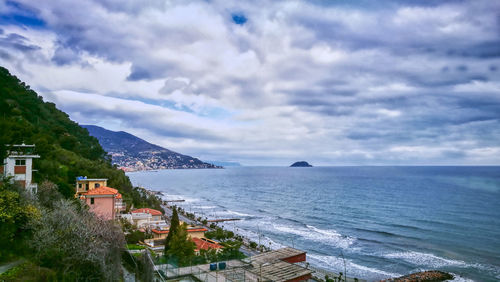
left=151, top=225, right=208, bottom=240
left=121, top=208, right=165, bottom=229
left=192, top=237, right=223, bottom=254
left=80, top=186, right=122, bottom=220
left=75, top=176, right=108, bottom=197
left=1, top=144, right=40, bottom=193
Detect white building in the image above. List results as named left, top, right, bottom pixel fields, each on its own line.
left=120, top=208, right=166, bottom=229
left=1, top=144, right=40, bottom=193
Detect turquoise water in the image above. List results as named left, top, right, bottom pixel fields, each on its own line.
left=128, top=166, right=500, bottom=281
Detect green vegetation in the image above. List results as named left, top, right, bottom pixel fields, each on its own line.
left=164, top=206, right=180, bottom=254
left=0, top=178, right=39, bottom=262
left=126, top=244, right=145, bottom=250
left=0, top=180, right=125, bottom=280
left=165, top=223, right=197, bottom=266
left=0, top=261, right=56, bottom=281
left=0, top=67, right=167, bottom=280
left=205, top=227, right=235, bottom=241
left=0, top=66, right=155, bottom=209
left=126, top=230, right=147, bottom=244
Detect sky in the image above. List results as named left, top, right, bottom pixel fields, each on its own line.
left=1, top=0, right=499, bottom=166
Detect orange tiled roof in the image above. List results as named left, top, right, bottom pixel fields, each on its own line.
left=84, top=186, right=119, bottom=196
left=131, top=208, right=162, bottom=216
left=152, top=227, right=208, bottom=234
left=116, top=193, right=122, bottom=199
left=192, top=237, right=223, bottom=251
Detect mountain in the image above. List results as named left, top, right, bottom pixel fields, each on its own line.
left=82, top=125, right=220, bottom=170
left=290, top=161, right=313, bottom=167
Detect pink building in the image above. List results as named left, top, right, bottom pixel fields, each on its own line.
left=81, top=186, right=122, bottom=220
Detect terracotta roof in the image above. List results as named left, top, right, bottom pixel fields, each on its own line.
left=84, top=186, right=119, bottom=196
left=116, top=193, right=122, bottom=199
left=132, top=208, right=162, bottom=216
left=152, top=227, right=208, bottom=234
left=192, top=237, right=223, bottom=251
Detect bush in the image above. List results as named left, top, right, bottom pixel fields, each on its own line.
left=126, top=230, right=146, bottom=244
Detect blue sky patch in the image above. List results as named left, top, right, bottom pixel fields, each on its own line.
left=232, top=13, right=247, bottom=25
left=0, top=1, right=45, bottom=28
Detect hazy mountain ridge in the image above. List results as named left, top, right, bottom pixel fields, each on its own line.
left=83, top=125, right=220, bottom=170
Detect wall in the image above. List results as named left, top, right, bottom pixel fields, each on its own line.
left=86, top=196, right=115, bottom=220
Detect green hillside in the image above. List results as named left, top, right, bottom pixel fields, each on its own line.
left=0, top=66, right=156, bottom=208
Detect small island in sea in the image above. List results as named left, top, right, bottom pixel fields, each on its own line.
left=290, top=161, right=313, bottom=167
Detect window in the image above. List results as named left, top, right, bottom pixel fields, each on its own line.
left=90, top=198, right=94, bottom=205
left=15, top=159, right=26, bottom=166
left=95, top=183, right=100, bottom=188
left=78, top=183, right=82, bottom=189
left=85, top=184, right=89, bottom=191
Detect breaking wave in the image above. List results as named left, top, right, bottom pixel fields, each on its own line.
left=272, top=224, right=356, bottom=249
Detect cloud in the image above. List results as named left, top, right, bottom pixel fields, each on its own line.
left=1, top=0, right=500, bottom=165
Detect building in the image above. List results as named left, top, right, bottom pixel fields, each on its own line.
left=151, top=225, right=208, bottom=240
left=244, top=248, right=312, bottom=282
left=80, top=186, right=122, bottom=220
left=121, top=208, right=165, bottom=229
left=192, top=237, right=224, bottom=254
left=1, top=144, right=40, bottom=193
left=75, top=176, right=108, bottom=197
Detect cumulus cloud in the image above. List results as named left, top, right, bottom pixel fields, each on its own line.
left=1, top=0, right=500, bottom=165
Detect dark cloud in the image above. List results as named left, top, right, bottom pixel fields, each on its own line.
left=2, top=0, right=500, bottom=164
left=0, top=32, right=40, bottom=52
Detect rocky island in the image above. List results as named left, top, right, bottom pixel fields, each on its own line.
left=290, top=161, right=313, bottom=167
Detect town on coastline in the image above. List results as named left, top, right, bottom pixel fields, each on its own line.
left=1, top=144, right=454, bottom=282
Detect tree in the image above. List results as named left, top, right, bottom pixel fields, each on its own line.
left=0, top=179, right=40, bottom=261
left=164, top=207, right=179, bottom=255
left=29, top=200, right=125, bottom=281
left=36, top=180, right=62, bottom=209
left=165, top=223, right=196, bottom=266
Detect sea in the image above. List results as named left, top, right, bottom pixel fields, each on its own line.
left=127, top=166, right=500, bottom=281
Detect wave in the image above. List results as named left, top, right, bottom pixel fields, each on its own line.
left=382, top=250, right=500, bottom=278
left=195, top=205, right=218, bottom=209
left=162, top=193, right=201, bottom=203
left=383, top=251, right=468, bottom=268
left=448, top=273, right=475, bottom=282
left=354, top=227, right=422, bottom=241
left=308, top=253, right=401, bottom=279
left=272, top=224, right=356, bottom=249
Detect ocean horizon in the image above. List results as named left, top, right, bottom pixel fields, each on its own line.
left=128, top=166, right=500, bottom=281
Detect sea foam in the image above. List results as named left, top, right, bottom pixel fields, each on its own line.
left=272, top=224, right=356, bottom=249
left=308, top=253, right=401, bottom=279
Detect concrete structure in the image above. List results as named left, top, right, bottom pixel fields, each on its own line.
left=81, top=186, right=122, bottom=220
left=158, top=248, right=313, bottom=282
left=1, top=144, right=40, bottom=193
left=244, top=248, right=312, bottom=282
left=249, top=247, right=307, bottom=265
left=75, top=176, right=108, bottom=197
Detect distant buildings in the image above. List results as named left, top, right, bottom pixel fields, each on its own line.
left=1, top=144, right=40, bottom=193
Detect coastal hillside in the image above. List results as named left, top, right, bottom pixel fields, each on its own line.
left=82, top=124, right=220, bottom=170
left=0, top=66, right=140, bottom=201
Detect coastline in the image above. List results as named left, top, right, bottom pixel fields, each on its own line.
left=126, top=167, right=500, bottom=281
left=145, top=186, right=462, bottom=282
